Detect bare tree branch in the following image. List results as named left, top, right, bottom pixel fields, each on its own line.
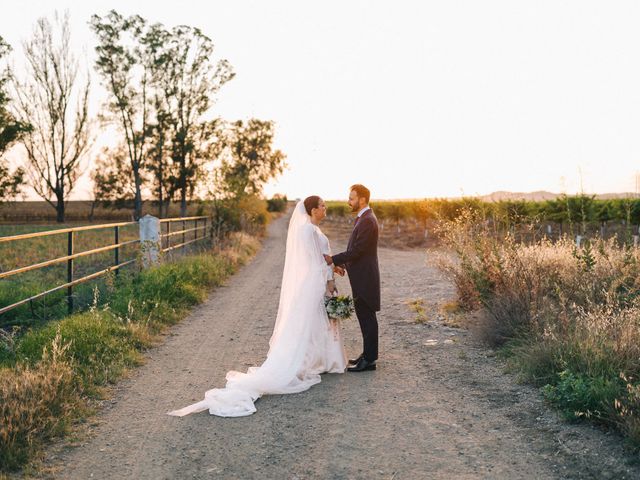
left=10, top=11, right=92, bottom=222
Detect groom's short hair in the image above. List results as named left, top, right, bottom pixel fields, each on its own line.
left=350, top=184, right=370, bottom=204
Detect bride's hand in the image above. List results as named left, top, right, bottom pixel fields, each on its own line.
left=326, top=280, right=337, bottom=297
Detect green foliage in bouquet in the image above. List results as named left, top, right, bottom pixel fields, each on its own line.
left=325, top=295, right=354, bottom=320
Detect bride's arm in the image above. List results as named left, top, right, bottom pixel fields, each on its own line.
left=325, top=242, right=337, bottom=295
left=303, top=225, right=336, bottom=296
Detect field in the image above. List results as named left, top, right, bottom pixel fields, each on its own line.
left=0, top=218, right=210, bottom=329
left=326, top=196, right=640, bottom=247
left=0, top=200, right=208, bottom=223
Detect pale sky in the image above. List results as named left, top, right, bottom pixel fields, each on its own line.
left=2, top=1, right=640, bottom=201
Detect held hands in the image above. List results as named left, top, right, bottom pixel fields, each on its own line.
left=322, top=254, right=344, bottom=276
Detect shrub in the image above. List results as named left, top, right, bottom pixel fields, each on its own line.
left=238, top=195, right=270, bottom=235
left=266, top=194, right=288, bottom=212
left=438, top=211, right=640, bottom=447
left=326, top=202, right=350, bottom=217
left=542, top=370, right=624, bottom=422
left=616, top=377, right=640, bottom=447
left=200, top=196, right=271, bottom=238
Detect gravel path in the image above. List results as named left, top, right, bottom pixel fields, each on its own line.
left=37, top=211, right=640, bottom=479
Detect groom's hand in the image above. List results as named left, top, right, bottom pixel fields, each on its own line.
left=333, top=266, right=345, bottom=277
left=323, top=254, right=333, bottom=265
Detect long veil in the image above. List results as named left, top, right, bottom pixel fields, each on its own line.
left=167, top=201, right=329, bottom=417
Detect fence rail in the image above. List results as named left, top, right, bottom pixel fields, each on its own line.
left=0, top=215, right=211, bottom=317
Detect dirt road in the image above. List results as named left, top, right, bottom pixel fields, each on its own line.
left=39, top=211, right=639, bottom=479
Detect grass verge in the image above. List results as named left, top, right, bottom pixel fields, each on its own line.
left=0, top=232, right=260, bottom=472
left=437, top=212, right=640, bottom=450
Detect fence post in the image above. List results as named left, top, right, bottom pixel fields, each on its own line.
left=182, top=219, right=186, bottom=251
left=139, top=215, right=161, bottom=268
left=194, top=218, right=198, bottom=241
left=114, top=225, right=120, bottom=277
left=67, top=231, right=74, bottom=314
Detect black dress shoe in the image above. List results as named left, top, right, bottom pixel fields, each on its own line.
left=348, top=354, right=363, bottom=365
left=347, top=357, right=376, bottom=372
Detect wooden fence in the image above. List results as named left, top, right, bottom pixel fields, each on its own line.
left=0, top=215, right=210, bottom=316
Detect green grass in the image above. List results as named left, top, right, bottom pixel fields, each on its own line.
left=542, top=370, right=624, bottom=422
left=0, top=232, right=259, bottom=472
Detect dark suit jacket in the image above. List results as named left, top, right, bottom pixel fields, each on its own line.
left=332, top=208, right=380, bottom=312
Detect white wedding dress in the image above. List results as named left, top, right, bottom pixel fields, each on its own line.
left=167, top=201, right=347, bottom=417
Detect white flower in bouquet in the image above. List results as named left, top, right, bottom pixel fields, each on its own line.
left=325, top=295, right=354, bottom=320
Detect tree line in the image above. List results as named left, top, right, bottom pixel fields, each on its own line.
left=0, top=10, right=286, bottom=222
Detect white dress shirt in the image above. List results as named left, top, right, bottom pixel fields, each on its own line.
left=357, top=206, right=371, bottom=218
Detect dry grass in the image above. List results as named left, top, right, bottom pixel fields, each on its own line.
left=439, top=301, right=466, bottom=328
left=0, top=329, right=84, bottom=470
left=438, top=212, right=640, bottom=448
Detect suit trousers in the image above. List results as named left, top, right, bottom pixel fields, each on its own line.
left=354, top=296, right=378, bottom=361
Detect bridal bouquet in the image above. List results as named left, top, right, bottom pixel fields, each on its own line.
left=325, top=295, right=354, bottom=320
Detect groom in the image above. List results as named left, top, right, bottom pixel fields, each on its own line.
left=324, top=184, right=380, bottom=372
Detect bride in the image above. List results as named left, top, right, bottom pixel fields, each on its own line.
left=167, top=196, right=347, bottom=417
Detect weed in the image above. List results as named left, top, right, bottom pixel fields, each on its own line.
left=407, top=298, right=428, bottom=324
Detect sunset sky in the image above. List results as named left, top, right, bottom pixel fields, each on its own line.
left=2, top=1, right=640, bottom=201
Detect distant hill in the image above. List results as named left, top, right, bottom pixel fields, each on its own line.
left=480, top=191, right=560, bottom=202
left=593, top=192, right=640, bottom=200
left=479, top=191, right=640, bottom=202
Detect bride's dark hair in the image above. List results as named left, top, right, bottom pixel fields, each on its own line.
left=303, top=196, right=321, bottom=216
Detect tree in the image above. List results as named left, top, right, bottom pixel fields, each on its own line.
left=0, top=36, right=29, bottom=203
left=10, top=12, right=91, bottom=222
left=146, top=24, right=234, bottom=216
left=90, top=10, right=152, bottom=220
left=0, top=162, right=24, bottom=202
left=217, top=119, right=287, bottom=199
left=144, top=102, right=176, bottom=218
left=90, top=145, right=138, bottom=216
left=410, top=200, right=431, bottom=230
